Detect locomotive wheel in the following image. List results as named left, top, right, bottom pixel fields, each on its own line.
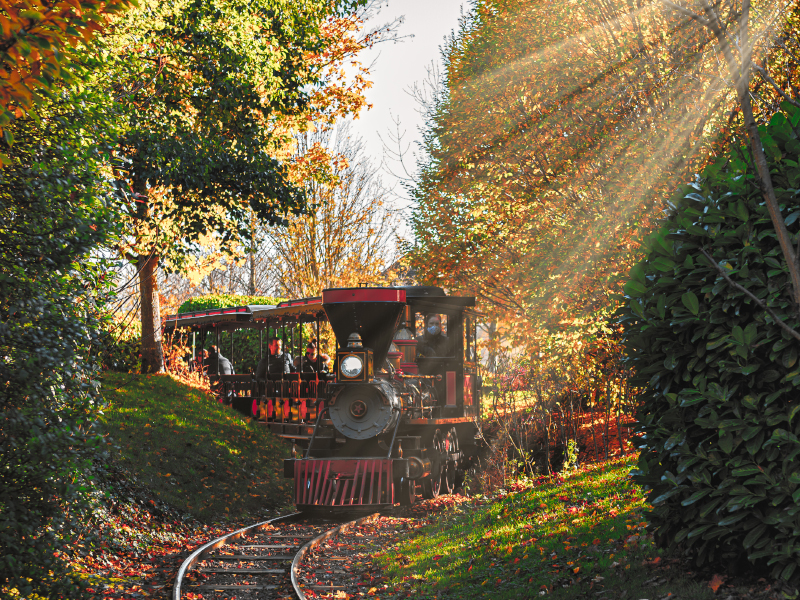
left=441, top=428, right=458, bottom=495
left=421, top=430, right=445, bottom=499
left=398, top=478, right=416, bottom=505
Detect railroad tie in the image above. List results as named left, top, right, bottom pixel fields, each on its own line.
left=198, top=568, right=287, bottom=574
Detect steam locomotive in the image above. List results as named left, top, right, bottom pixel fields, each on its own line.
left=164, top=286, right=481, bottom=512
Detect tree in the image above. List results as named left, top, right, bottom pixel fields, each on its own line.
left=409, top=0, right=798, bottom=356
left=106, top=0, right=379, bottom=372
left=0, top=96, right=120, bottom=598
left=0, top=0, right=131, bottom=140
left=258, top=123, right=398, bottom=298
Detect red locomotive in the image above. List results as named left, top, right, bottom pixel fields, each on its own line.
left=164, top=286, right=482, bottom=512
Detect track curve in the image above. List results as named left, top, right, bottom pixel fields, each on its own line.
left=172, top=512, right=379, bottom=599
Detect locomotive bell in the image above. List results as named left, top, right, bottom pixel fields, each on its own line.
left=328, top=379, right=400, bottom=440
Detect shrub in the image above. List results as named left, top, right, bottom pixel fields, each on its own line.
left=620, top=104, right=800, bottom=582
left=1, top=105, right=120, bottom=599
left=99, top=319, right=141, bottom=373
left=177, top=293, right=285, bottom=314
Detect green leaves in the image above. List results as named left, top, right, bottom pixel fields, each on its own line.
left=681, top=292, right=700, bottom=315
left=0, top=0, right=134, bottom=144
left=622, top=104, right=800, bottom=583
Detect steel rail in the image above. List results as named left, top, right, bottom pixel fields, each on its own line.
left=172, top=512, right=301, bottom=600
left=291, top=512, right=380, bottom=599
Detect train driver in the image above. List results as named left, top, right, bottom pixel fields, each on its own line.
left=416, top=314, right=450, bottom=357
left=255, top=336, right=293, bottom=380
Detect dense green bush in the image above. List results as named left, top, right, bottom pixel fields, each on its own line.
left=177, top=293, right=285, bottom=314
left=1, top=104, right=120, bottom=598
left=620, top=104, right=800, bottom=582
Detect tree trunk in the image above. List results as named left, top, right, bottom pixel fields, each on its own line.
left=249, top=212, right=257, bottom=295
left=139, top=252, right=164, bottom=373
left=249, top=250, right=256, bottom=295
left=617, top=381, right=625, bottom=456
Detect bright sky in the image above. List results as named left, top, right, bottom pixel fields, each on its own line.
left=350, top=0, right=467, bottom=215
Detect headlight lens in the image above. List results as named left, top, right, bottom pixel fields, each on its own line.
left=340, top=355, right=364, bottom=378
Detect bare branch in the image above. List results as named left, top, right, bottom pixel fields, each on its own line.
left=699, top=248, right=800, bottom=342
left=659, top=0, right=710, bottom=27
left=752, top=62, right=800, bottom=108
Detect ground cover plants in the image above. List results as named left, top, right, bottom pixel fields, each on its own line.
left=372, top=457, right=745, bottom=600
left=56, top=372, right=295, bottom=598
left=98, top=372, right=292, bottom=521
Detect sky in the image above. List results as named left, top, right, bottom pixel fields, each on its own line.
left=348, top=0, right=467, bottom=215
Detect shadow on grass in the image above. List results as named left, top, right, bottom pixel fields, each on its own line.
left=99, top=372, right=292, bottom=522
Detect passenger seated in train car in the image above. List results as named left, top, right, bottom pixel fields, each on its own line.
left=194, top=348, right=208, bottom=372
left=297, top=341, right=329, bottom=373
left=416, top=314, right=451, bottom=357
left=206, top=345, right=234, bottom=375
left=255, top=336, right=293, bottom=380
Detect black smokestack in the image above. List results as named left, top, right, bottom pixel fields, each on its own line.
left=322, top=288, right=406, bottom=370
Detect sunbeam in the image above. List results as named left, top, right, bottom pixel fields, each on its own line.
left=411, top=0, right=796, bottom=340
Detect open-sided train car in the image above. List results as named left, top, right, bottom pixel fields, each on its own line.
left=163, top=286, right=482, bottom=512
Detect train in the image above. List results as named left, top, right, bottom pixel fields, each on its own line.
left=164, top=286, right=482, bottom=512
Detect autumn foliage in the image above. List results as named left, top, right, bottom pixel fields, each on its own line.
left=409, top=0, right=798, bottom=364
left=0, top=0, right=131, bottom=139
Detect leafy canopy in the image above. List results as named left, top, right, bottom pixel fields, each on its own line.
left=409, top=0, right=796, bottom=357
left=0, top=0, right=132, bottom=142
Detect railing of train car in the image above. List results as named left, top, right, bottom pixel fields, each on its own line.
left=210, top=372, right=331, bottom=425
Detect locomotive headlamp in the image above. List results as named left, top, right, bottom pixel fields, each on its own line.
left=340, top=354, right=364, bottom=378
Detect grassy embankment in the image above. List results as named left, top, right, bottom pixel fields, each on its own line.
left=99, top=372, right=293, bottom=522
left=375, top=457, right=718, bottom=600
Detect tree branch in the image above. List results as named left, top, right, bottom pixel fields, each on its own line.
left=659, top=0, right=711, bottom=26
left=752, top=62, right=800, bottom=108
left=699, top=248, right=800, bottom=342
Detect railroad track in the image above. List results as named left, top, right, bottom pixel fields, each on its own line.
left=172, top=512, right=380, bottom=599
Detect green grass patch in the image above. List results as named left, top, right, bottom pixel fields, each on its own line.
left=377, top=457, right=716, bottom=599
left=99, top=373, right=292, bottom=522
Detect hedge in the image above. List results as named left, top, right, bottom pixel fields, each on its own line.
left=620, top=104, right=800, bottom=582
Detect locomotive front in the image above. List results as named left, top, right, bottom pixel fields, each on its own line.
left=323, top=288, right=405, bottom=443
left=285, top=286, right=479, bottom=513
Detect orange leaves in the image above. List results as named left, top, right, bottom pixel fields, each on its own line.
left=411, top=0, right=795, bottom=359
left=708, top=573, right=726, bottom=593
left=0, top=0, right=132, bottom=135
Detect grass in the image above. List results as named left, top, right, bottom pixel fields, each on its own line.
left=375, top=457, right=717, bottom=599
left=98, top=372, right=292, bottom=522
